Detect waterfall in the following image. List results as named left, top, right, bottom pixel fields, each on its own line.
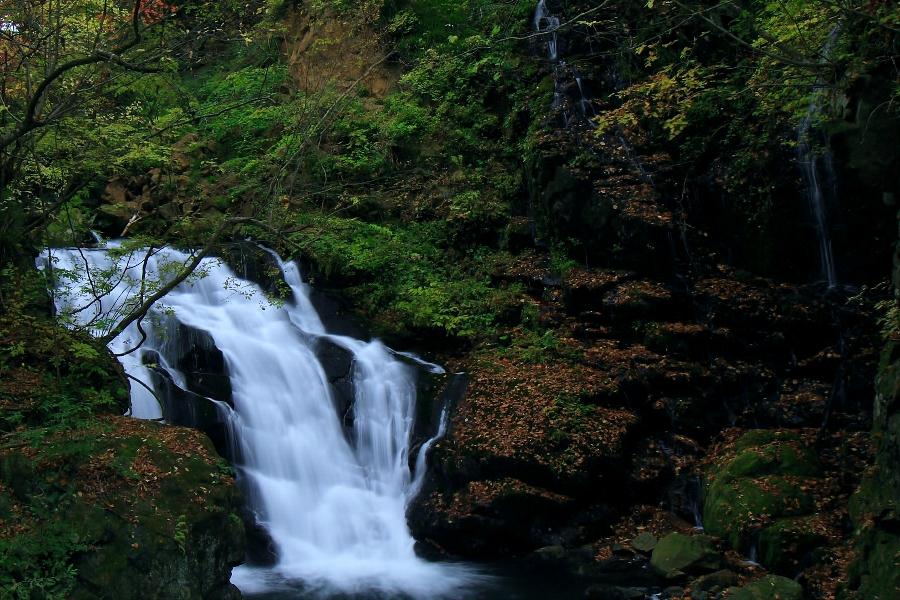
left=38, top=243, right=478, bottom=598
left=535, top=0, right=569, bottom=125
left=797, top=26, right=841, bottom=288
left=534, top=0, right=559, bottom=62
left=797, top=121, right=837, bottom=287
left=534, top=1, right=593, bottom=126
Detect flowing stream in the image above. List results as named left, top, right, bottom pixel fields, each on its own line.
left=38, top=243, right=478, bottom=598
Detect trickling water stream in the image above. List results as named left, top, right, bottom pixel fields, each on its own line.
left=38, top=243, right=479, bottom=599
left=797, top=26, right=842, bottom=288
left=534, top=0, right=559, bottom=62
left=535, top=0, right=594, bottom=127
left=797, top=110, right=838, bottom=288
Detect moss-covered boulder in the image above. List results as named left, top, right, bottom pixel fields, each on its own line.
left=702, top=430, right=826, bottom=574
left=631, top=532, right=658, bottom=553
left=0, top=279, right=246, bottom=599
left=0, top=417, right=245, bottom=599
left=757, top=515, right=828, bottom=574
left=692, top=569, right=738, bottom=593
left=649, top=533, right=722, bottom=578
left=729, top=574, right=803, bottom=600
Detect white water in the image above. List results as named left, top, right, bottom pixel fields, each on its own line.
left=534, top=0, right=559, bottom=62
left=535, top=1, right=594, bottom=127
left=38, top=244, right=477, bottom=598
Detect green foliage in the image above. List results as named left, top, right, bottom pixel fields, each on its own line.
left=597, top=54, right=714, bottom=140
left=174, top=515, right=189, bottom=556
left=592, top=0, right=898, bottom=237
left=875, top=297, right=900, bottom=340
left=549, top=244, right=579, bottom=278
left=389, top=0, right=533, bottom=53
left=0, top=268, right=128, bottom=432
left=0, top=524, right=84, bottom=600
left=289, top=214, right=522, bottom=339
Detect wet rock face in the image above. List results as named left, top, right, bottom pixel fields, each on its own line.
left=216, top=242, right=285, bottom=300
left=143, top=322, right=234, bottom=458
left=314, top=336, right=356, bottom=430
left=409, top=477, right=584, bottom=557
left=827, top=66, right=900, bottom=285
left=169, top=324, right=232, bottom=405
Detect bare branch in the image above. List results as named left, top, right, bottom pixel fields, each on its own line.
left=0, top=1, right=170, bottom=152
left=98, top=217, right=261, bottom=345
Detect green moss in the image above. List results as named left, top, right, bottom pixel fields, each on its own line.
left=724, top=440, right=820, bottom=479
left=0, top=272, right=130, bottom=433
left=703, top=430, right=821, bottom=568
left=649, top=532, right=722, bottom=578
left=730, top=575, right=803, bottom=600
left=758, top=516, right=827, bottom=574
left=287, top=215, right=523, bottom=341
left=846, top=526, right=900, bottom=600
left=0, top=420, right=244, bottom=599
left=632, top=532, right=658, bottom=553
left=704, top=475, right=816, bottom=551
left=0, top=284, right=243, bottom=597
left=849, top=474, right=897, bottom=526
left=846, top=339, right=900, bottom=599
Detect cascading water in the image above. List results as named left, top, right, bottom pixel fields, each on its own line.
left=797, top=118, right=838, bottom=288
left=797, top=26, right=841, bottom=288
left=535, top=0, right=570, bottom=125
left=534, top=0, right=559, bottom=62
left=38, top=243, right=478, bottom=598
left=534, top=1, right=594, bottom=126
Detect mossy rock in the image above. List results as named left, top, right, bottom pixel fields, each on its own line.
left=704, top=475, right=816, bottom=549
left=758, top=516, right=827, bottom=574
left=846, top=524, right=900, bottom=600
left=0, top=306, right=130, bottom=432
left=727, top=431, right=821, bottom=478
left=847, top=472, right=900, bottom=599
left=0, top=417, right=245, bottom=599
left=632, top=531, right=658, bottom=553
left=703, top=430, right=821, bottom=570
left=649, top=533, right=722, bottom=578
left=844, top=335, right=900, bottom=599
left=693, top=569, right=738, bottom=593
left=729, top=574, right=803, bottom=600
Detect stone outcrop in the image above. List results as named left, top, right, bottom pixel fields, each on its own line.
left=0, top=295, right=245, bottom=598
left=845, top=225, right=900, bottom=599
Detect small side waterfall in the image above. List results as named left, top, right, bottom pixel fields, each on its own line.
left=797, top=26, right=841, bottom=288
left=38, top=244, right=477, bottom=598
left=797, top=119, right=838, bottom=288
left=534, top=1, right=595, bottom=128
left=534, top=0, right=559, bottom=62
